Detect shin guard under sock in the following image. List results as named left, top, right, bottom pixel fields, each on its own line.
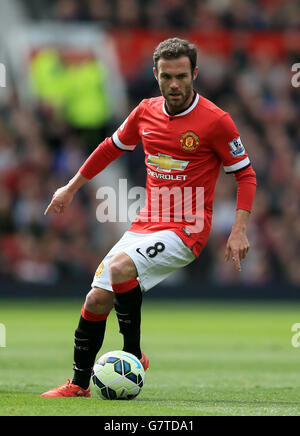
left=112, top=279, right=143, bottom=360
left=72, top=305, right=109, bottom=389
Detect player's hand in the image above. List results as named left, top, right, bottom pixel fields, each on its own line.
left=224, top=230, right=250, bottom=272
left=44, top=185, right=74, bottom=216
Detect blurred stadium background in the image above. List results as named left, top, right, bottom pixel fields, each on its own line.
left=0, top=0, right=299, bottom=300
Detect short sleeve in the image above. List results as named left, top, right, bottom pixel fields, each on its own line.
left=211, top=113, right=250, bottom=173
left=112, top=101, right=144, bottom=152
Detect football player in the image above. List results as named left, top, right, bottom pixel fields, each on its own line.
left=41, top=38, right=256, bottom=397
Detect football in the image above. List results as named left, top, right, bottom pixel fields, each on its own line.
left=92, top=350, right=145, bottom=400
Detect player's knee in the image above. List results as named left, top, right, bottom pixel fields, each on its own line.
left=85, top=287, right=114, bottom=314
left=109, top=252, right=137, bottom=283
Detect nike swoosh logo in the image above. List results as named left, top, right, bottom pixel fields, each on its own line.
left=142, top=129, right=154, bottom=135
left=136, top=248, right=147, bottom=260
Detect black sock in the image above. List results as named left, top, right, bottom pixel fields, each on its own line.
left=113, top=283, right=143, bottom=360
left=72, top=315, right=107, bottom=389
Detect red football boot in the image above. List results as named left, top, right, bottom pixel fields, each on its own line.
left=40, top=379, right=91, bottom=398
left=140, top=352, right=149, bottom=371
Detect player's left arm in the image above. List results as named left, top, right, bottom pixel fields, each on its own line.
left=225, top=165, right=257, bottom=271
left=211, top=113, right=257, bottom=271
left=225, top=209, right=250, bottom=272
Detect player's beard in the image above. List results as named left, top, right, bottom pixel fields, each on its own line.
left=163, top=83, right=194, bottom=115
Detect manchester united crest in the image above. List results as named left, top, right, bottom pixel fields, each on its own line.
left=180, top=131, right=200, bottom=152
left=95, top=262, right=104, bottom=277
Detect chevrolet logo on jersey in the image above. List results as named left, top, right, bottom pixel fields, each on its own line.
left=147, top=154, right=189, bottom=173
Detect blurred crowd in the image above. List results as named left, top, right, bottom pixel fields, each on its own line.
left=38, top=0, right=300, bottom=30
left=0, top=99, right=102, bottom=285
left=0, top=0, right=299, bottom=287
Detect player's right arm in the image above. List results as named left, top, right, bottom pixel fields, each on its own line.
left=44, top=136, right=122, bottom=216
left=44, top=102, right=143, bottom=216
left=44, top=172, right=88, bottom=215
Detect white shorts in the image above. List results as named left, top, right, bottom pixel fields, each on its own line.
left=91, top=230, right=195, bottom=292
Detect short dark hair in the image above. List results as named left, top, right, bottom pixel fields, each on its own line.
left=153, top=38, right=197, bottom=73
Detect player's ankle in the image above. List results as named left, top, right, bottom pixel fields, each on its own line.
left=123, top=347, right=142, bottom=361
left=72, top=364, right=93, bottom=390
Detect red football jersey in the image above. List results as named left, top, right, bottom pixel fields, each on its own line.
left=112, top=93, right=251, bottom=257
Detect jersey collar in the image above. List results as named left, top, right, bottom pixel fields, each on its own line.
left=163, top=92, right=199, bottom=117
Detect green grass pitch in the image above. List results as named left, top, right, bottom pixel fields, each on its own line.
left=0, top=298, right=300, bottom=416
